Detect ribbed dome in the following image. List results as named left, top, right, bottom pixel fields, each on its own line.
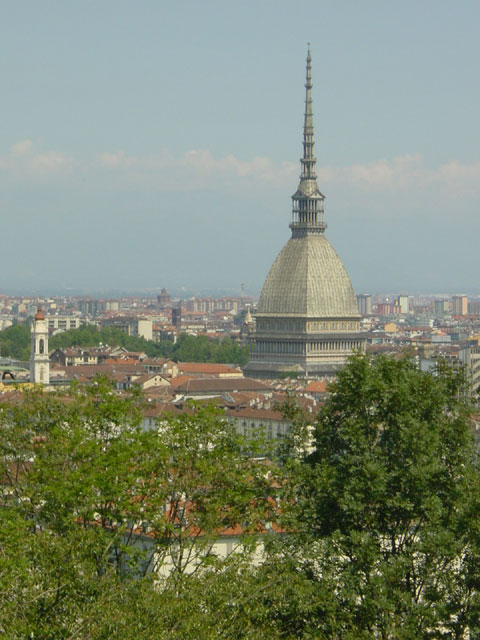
left=258, top=234, right=359, bottom=318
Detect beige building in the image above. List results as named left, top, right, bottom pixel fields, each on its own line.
left=245, top=50, right=365, bottom=379
left=452, top=295, right=468, bottom=316
left=0, top=316, right=13, bottom=331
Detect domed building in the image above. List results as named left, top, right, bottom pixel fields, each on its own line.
left=244, top=50, right=365, bottom=379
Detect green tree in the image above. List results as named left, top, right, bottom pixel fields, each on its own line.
left=171, top=333, right=248, bottom=365
left=48, top=324, right=174, bottom=358
left=47, top=325, right=248, bottom=363
left=4, top=354, right=478, bottom=638
left=0, top=321, right=30, bottom=360
left=0, top=381, right=276, bottom=637
left=278, top=354, right=480, bottom=638
left=145, top=403, right=275, bottom=577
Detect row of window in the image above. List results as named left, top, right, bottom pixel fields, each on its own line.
left=308, top=341, right=363, bottom=352
left=239, top=420, right=288, bottom=439
left=259, top=320, right=305, bottom=331
left=254, top=341, right=305, bottom=355
left=307, top=321, right=358, bottom=331
left=253, top=340, right=364, bottom=355
left=259, top=320, right=358, bottom=331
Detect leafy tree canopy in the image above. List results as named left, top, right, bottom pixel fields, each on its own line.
left=0, top=321, right=30, bottom=360
left=279, top=354, right=480, bottom=638
left=0, top=320, right=249, bottom=365
left=2, top=354, right=479, bottom=638
left=0, top=380, right=275, bottom=637
left=48, top=324, right=248, bottom=364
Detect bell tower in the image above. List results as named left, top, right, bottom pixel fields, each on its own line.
left=30, top=307, right=50, bottom=385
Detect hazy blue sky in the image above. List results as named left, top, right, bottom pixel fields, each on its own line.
left=1, top=0, right=479, bottom=296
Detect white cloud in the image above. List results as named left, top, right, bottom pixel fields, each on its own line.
left=2, top=141, right=479, bottom=198
left=0, top=140, right=73, bottom=176
left=337, top=154, right=480, bottom=194
left=30, top=151, right=72, bottom=171
left=11, top=139, right=33, bottom=156
left=184, top=149, right=216, bottom=172
left=94, top=147, right=476, bottom=195
left=183, top=149, right=297, bottom=183
left=93, top=147, right=298, bottom=189
left=96, top=151, right=139, bottom=169
left=347, top=154, right=423, bottom=189
left=433, top=160, right=480, bottom=195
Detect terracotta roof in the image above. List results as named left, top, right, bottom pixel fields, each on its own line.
left=143, top=386, right=174, bottom=400
left=225, top=407, right=284, bottom=421
left=305, top=379, right=328, bottom=393
left=103, top=357, right=138, bottom=365
left=54, top=363, right=146, bottom=380
left=177, top=362, right=243, bottom=376
left=174, top=377, right=272, bottom=394
left=169, top=375, right=197, bottom=389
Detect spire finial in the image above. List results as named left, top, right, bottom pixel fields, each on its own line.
left=289, top=48, right=327, bottom=237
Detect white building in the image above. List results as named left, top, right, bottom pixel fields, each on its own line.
left=47, top=316, right=85, bottom=333
left=30, top=308, right=50, bottom=385
left=397, top=295, right=409, bottom=315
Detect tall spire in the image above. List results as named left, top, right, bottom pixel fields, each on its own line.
left=302, top=47, right=315, bottom=180
left=290, top=47, right=326, bottom=237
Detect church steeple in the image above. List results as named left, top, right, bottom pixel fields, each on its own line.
left=290, top=47, right=327, bottom=237
left=30, top=306, right=49, bottom=385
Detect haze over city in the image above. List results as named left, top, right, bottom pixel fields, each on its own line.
left=1, top=0, right=479, bottom=295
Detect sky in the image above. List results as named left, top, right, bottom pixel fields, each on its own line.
left=1, top=0, right=479, bottom=297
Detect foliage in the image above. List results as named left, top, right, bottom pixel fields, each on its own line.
left=0, top=381, right=275, bottom=637
left=47, top=324, right=249, bottom=364
left=281, top=354, right=480, bottom=638
left=170, top=332, right=248, bottom=365
left=1, top=355, right=480, bottom=638
left=48, top=323, right=172, bottom=358
left=0, top=321, right=30, bottom=360
left=0, top=320, right=249, bottom=365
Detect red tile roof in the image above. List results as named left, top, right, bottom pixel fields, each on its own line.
left=305, top=380, right=328, bottom=393
left=177, top=362, right=243, bottom=376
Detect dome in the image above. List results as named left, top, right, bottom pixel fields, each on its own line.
left=257, top=234, right=359, bottom=318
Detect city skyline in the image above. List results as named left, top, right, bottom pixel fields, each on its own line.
left=1, top=1, right=479, bottom=294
